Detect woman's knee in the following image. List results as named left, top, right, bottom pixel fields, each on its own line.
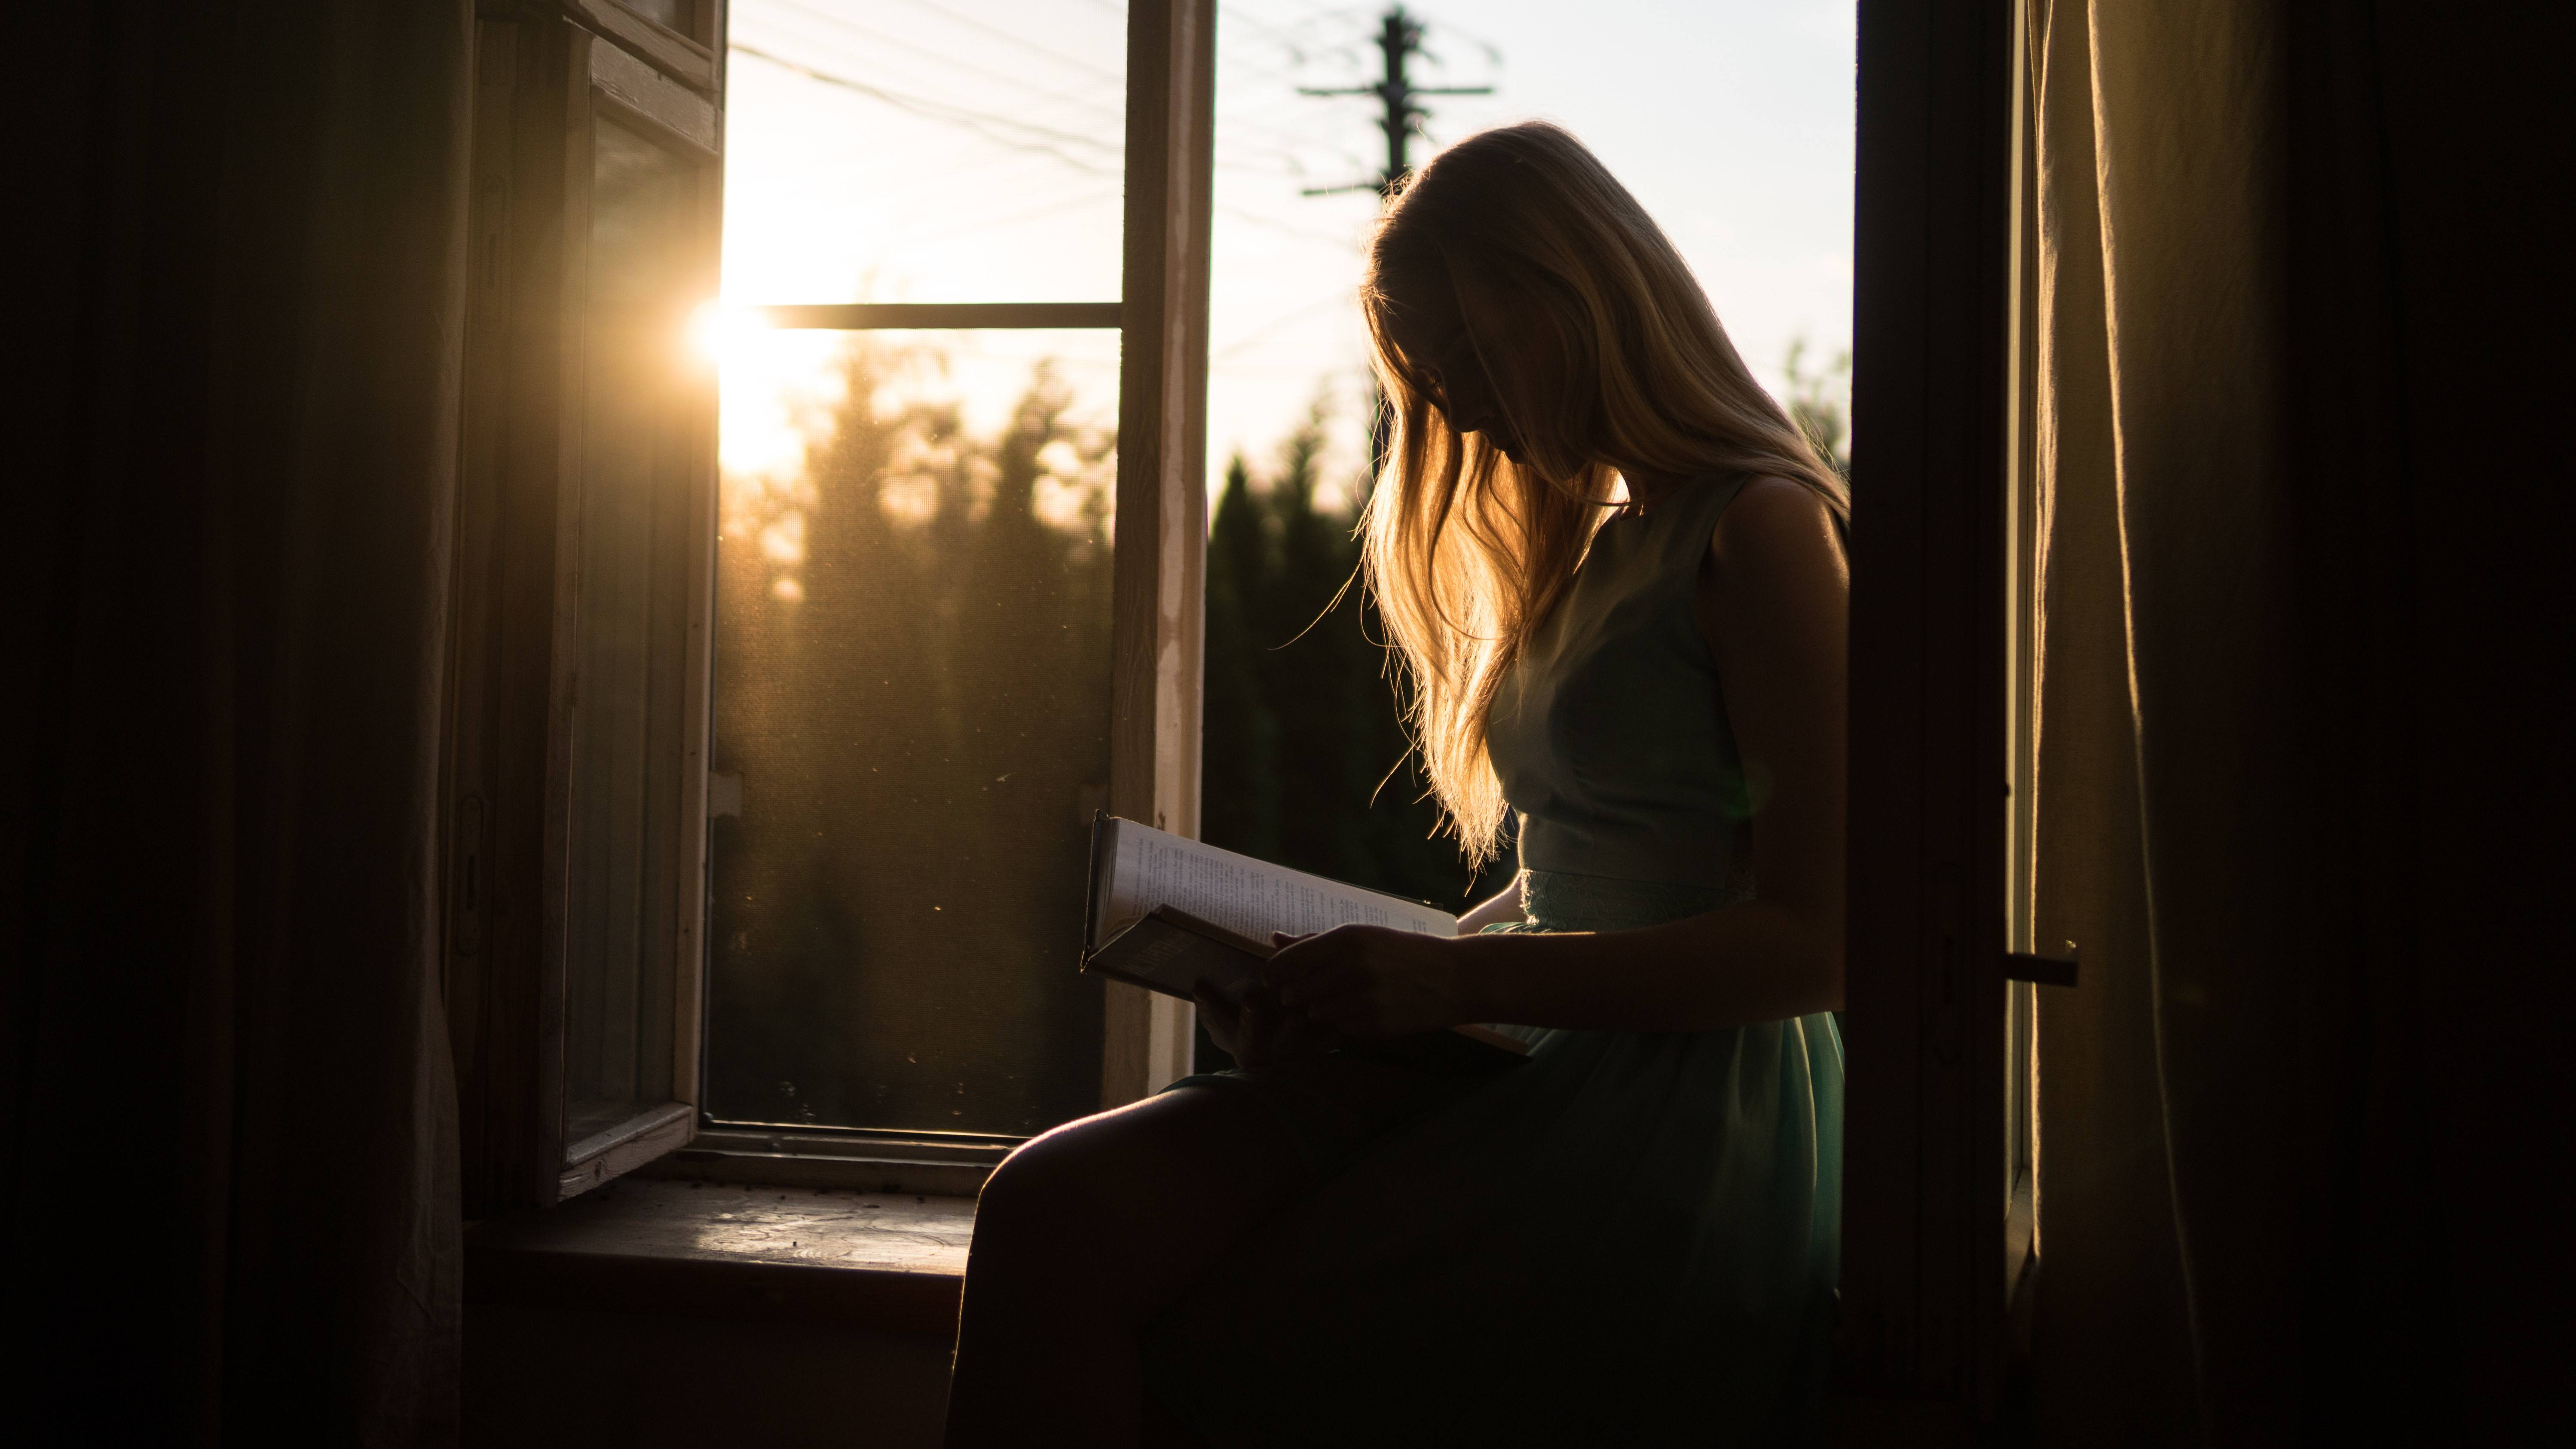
left=967, top=1091, right=1312, bottom=1336
left=976, top=1089, right=1296, bottom=1253
left=974, top=1134, right=1068, bottom=1223
left=975, top=1116, right=1132, bottom=1247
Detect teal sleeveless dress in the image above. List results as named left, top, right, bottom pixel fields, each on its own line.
left=1144, top=474, right=1844, bottom=1446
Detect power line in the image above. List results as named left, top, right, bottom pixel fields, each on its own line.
left=1408, top=10, right=1507, bottom=71
left=736, top=31, right=1349, bottom=188
left=872, top=0, right=1126, bottom=87
left=886, top=187, right=1123, bottom=254
left=761, top=0, right=1126, bottom=128
left=1220, top=5, right=1307, bottom=47
left=759, top=3, right=1411, bottom=187
left=1217, top=202, right=1372, bottom=250
left=1212, top=291, right=1359, bottom=361
left=758, top=2, right=1336, bottom=173
left=729, top=42, right=1121, bottom=175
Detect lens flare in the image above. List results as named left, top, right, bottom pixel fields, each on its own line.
left=688, top=298, right=768, bottom=373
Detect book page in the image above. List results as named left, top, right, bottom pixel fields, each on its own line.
left=1092, top=818, right=1458, bottom=949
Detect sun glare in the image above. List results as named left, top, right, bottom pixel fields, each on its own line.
left=700, top=297, right=849, bottom=483
left=690, top=298, right=767, bottom=373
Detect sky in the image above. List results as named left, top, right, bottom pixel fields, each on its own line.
left=713, top=0, right=1857, bottom=504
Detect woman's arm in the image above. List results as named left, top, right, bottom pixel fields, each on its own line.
left=1454, top=875, right=1527, bottom=934
left=1273, top=477, right=1847, bottom=1034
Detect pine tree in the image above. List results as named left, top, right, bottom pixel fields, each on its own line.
left=1260, top=406, right=1364, bottom=882
left=1199, top=455, right=1281, bottom=865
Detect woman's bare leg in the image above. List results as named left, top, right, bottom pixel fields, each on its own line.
left=940, top=1084, right=1309, bottom=1449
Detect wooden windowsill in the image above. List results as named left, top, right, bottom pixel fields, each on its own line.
left=467, top=1178, right=976, bottom=1336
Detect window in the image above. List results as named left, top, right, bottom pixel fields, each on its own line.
left=442, top=9, right=2037, bottom=1436
left=444, top=0, right=1215, bottom=1210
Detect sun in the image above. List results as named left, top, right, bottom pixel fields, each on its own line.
left=696, top=300, right=848, bottom=481
left=688, top=298, right=771, bottom=376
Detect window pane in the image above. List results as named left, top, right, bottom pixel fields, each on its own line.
left=625, top=0, right=692, bottom=33
left=708, top=327, right=1120, bottom=1136
left=565, top=117, right=703, bottom=1143
left=722, top=0, right=1127, bottom=306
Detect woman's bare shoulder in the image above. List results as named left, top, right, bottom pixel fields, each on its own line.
left=1709, top=475, right=1845, bottom=577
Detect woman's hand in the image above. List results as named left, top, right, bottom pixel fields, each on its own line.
left=1267, top=926, right=1472, bottom=1038
left=1192, top=982, right=1338, bottom=1067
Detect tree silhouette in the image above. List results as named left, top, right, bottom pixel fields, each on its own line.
left=1200, top=453, right=1281, bottom=864
left=707, top=342, right=1112, bottom=1135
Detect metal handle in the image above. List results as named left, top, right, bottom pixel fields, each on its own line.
left=2004, top=949, right=2079, bottom=987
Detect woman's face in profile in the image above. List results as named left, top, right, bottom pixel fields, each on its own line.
left=1380, top=265, right=1530, bottom=465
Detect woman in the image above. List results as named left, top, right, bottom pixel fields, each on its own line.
left=945, top=122, right=1848, bottom=1447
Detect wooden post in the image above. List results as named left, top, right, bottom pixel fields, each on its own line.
left=1102, top=0, right=1216, bottom=1107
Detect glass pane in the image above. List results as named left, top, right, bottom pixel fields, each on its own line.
left=565, top=117, right=703, bottom=1144
left=625, top=0, right=692, bottom=33
left=707, top=327, right=1120, bottom=1135
left=722, top=0, right=1127, bottom=306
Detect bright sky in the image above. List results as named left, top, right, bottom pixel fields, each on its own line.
left=715, top=0, right=1856, bottom=503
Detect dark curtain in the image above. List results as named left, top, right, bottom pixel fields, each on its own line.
left=4, top=2, right=471, bottom=1442
left=2026, top=1, right=2570, bottom=1442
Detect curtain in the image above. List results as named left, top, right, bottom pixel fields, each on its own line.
left=4, top=2, right=472, bottom=1442
left=2026, top=1, right=2568, bottom=1441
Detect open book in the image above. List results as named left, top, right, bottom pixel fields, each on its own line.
left=1079, top=816, right=1528, bottom=1066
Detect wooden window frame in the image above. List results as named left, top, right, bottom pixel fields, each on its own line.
left=567, top=0, right=725, bottom=87
left=1999, top=0, right=2044, bottom=1339
left=448, top=1, right=726, bottom=1215
left=1837, top=0, right=2021, bottom=1435
left=1098, top=0, right=1216, bottom=1110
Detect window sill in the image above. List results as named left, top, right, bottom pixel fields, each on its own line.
left=642, top=1125, right=1007, bottom=1197
left=466, top=1177, right=976, bottom=1336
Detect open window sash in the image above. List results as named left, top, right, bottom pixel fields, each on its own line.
left=447, top=3, right=724, bottom=1213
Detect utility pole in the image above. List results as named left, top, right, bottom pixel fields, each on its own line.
left=1299, top=6, right=1492, bottom=199
left=1300, top=6, right=1493, bottom=476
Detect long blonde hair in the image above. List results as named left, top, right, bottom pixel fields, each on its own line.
left=1361, top=122, right=1849, bottom=868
